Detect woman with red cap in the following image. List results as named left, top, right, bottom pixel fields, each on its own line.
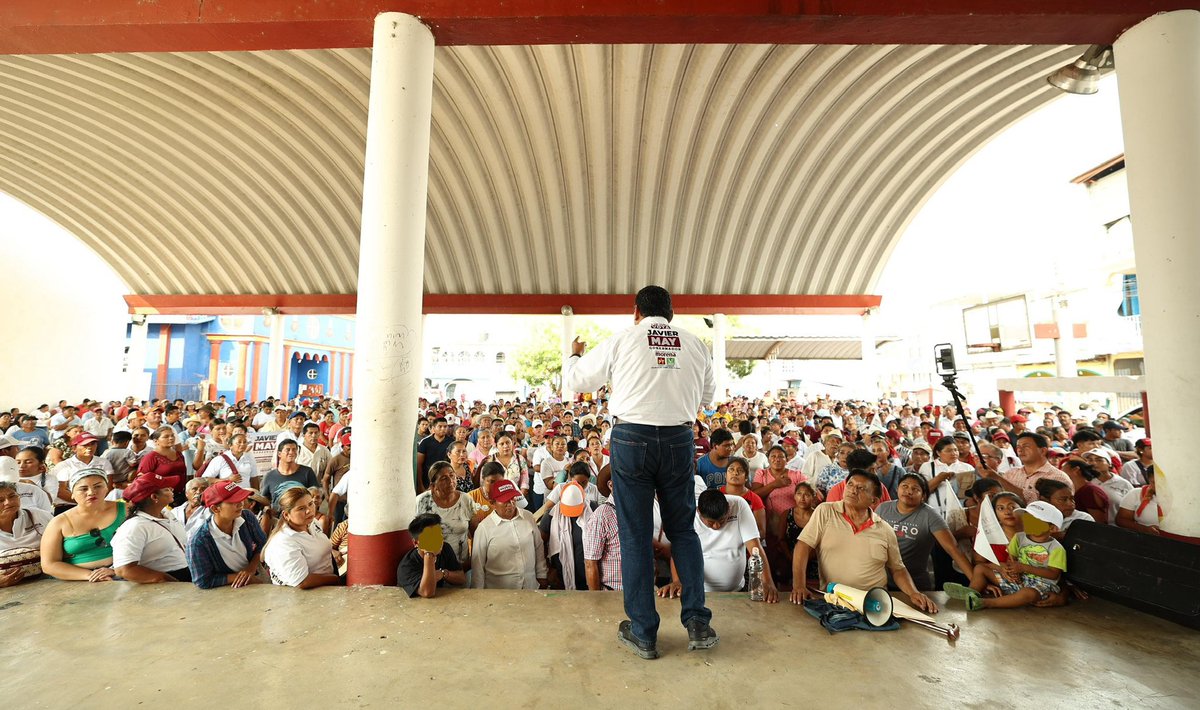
left=186, top=480, right=267, bottom=589
left=111, top=471, right=189, bottom=583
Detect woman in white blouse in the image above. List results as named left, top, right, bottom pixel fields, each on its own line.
left=202, top=433, right=260, bottom=489
left=263, top=484, right=341, bottom=588
left=111, top=472, right=190, bottom=583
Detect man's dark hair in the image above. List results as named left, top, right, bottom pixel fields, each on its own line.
left=846, top=449, right=876, bottom=470
left=635, top=285, right=673, bottom=321
left=709, top=428, right=734, bottom=447
left=846, top=469, right=882, bottom=499
left=738, top=420, right=754, bottom=436
left=408, top=513, right=442, bottom=538
left=1071, top=429, right=1103, bottom=446
left=111, top=430, right=133, bottom=445
left=697, top=489, right=730, bottom=521
left=432, top=416, right=448, bottom=425
left=1016, top=431, right=1050, bottom=449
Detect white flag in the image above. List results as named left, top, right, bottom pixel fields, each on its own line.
left=973, top=493, right=1010, bottom=564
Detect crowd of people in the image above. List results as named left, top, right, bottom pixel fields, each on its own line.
left=0, top=391, right=1159, bottom=613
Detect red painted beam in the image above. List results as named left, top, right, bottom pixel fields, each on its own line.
left=125, top=293, right=882, bottom=316
left=1, top=1, right=1191, bottom=54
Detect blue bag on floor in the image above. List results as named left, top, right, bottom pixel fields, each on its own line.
left=801, top=598, right=900, bottom=633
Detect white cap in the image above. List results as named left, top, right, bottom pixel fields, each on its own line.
left=0, top=457, right=17, bottom=483
left=1018, top=501, right=1064, bottom=529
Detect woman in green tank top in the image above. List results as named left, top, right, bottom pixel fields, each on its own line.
left=39, top=467, right=122, bottom=582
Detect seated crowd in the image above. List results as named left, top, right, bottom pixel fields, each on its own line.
left=0, top=394, right=1161, bottom=615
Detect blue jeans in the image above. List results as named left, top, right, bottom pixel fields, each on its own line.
left=611, top=423, right=710, bottom=643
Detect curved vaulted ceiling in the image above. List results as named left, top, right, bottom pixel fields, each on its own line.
left=0, top=43, right=1080, bottom=299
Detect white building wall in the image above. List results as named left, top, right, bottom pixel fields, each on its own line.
left=0, top=193, right=129, bottom=409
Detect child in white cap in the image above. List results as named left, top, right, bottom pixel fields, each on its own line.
left=943, top=500, right=1066, bottom=611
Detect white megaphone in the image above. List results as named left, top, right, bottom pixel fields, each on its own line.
left=824, top=583, right=895, bottom=627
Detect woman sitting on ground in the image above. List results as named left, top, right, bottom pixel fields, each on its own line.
left=263, top=484, right=342, bottom=588
left=186, top=480, right=267, bottom=589
left=1116, top=476, right=1161, bottom=536
left=39, top=468, right=123, bottom=582
left=415, top=462, right=478, bottom=568
left=876, top=473, right=977, bottom=591
left=770, top=481, right=818, bottom=587
left=111, top=472, right=190, bottom=583
left=0, top=480, right=53, bottom=587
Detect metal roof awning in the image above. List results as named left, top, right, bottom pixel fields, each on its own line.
left=726, top=336, right=896, bottom=361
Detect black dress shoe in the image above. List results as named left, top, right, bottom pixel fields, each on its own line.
left=617, top=620, right=659, bottom=660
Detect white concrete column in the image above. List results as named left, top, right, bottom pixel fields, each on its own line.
left=1053, top=298, right=1076, bottom=379
left=126, top=318, right=149, bottom=399
left=712, top=313, right=727, bottom=404
left=1115, top=9, right=1200, bottom=538
left=265, top=313, right=284, bottom=399
left=561, top=306, right=576, bottom=402
left=860, top=310, right=877, bottom=398
left=348, top=12, right=435, bottom=584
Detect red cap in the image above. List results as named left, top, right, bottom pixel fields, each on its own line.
left=203, top=480, right=253, bottom=507
left=123, top=472, right=181, bottom=503
left=923, top=405, right=933, bottom=412
left=1139, top=438, right=1152, bottom=447
left=992, top=431, right=1011, bottom=442
left=340, top=433, right=352, bottom=447
left=70, top=433, right=100, bottom=448
left=490, top=479, right=521, bottom=503
left=781, top=436, right=798, bottom=446
left=1010, top=414, right=1027, bottom=423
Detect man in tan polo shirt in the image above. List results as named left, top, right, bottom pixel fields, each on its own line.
left=789, top=469, right=937, bottom=613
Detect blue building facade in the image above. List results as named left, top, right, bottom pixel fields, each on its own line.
left=128, top=315, right=356, bottom=402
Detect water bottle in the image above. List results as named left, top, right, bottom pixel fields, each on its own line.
left=748, top=548, right=765, bottom=601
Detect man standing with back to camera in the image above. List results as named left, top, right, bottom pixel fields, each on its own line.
left=565, top=285, right=717, bottom=659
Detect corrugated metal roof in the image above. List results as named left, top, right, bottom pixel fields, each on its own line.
left=0, top=43, right=1080, bottom=298
left=727, top=336, right=896, bottom=361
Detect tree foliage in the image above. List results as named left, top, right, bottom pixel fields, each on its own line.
left=511, top=320, right=613, bottom=390
left=726, top=358, right=756, bottom=380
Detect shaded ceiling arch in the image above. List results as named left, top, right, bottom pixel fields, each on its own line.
left=0, top=43, right=1081, bottom=304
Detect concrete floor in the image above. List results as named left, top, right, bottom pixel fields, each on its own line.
left=2, top=579, right=1197, bottom=709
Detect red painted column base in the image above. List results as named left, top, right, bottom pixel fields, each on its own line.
left=1161, top=530, right=1200, bottom=546
left=346, top=530, right=414, bottom=586
left=999, top=390, right=1016, bottom=418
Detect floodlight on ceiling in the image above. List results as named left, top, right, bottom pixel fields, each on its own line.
left=1047, top=44, right=1115, bottom=95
